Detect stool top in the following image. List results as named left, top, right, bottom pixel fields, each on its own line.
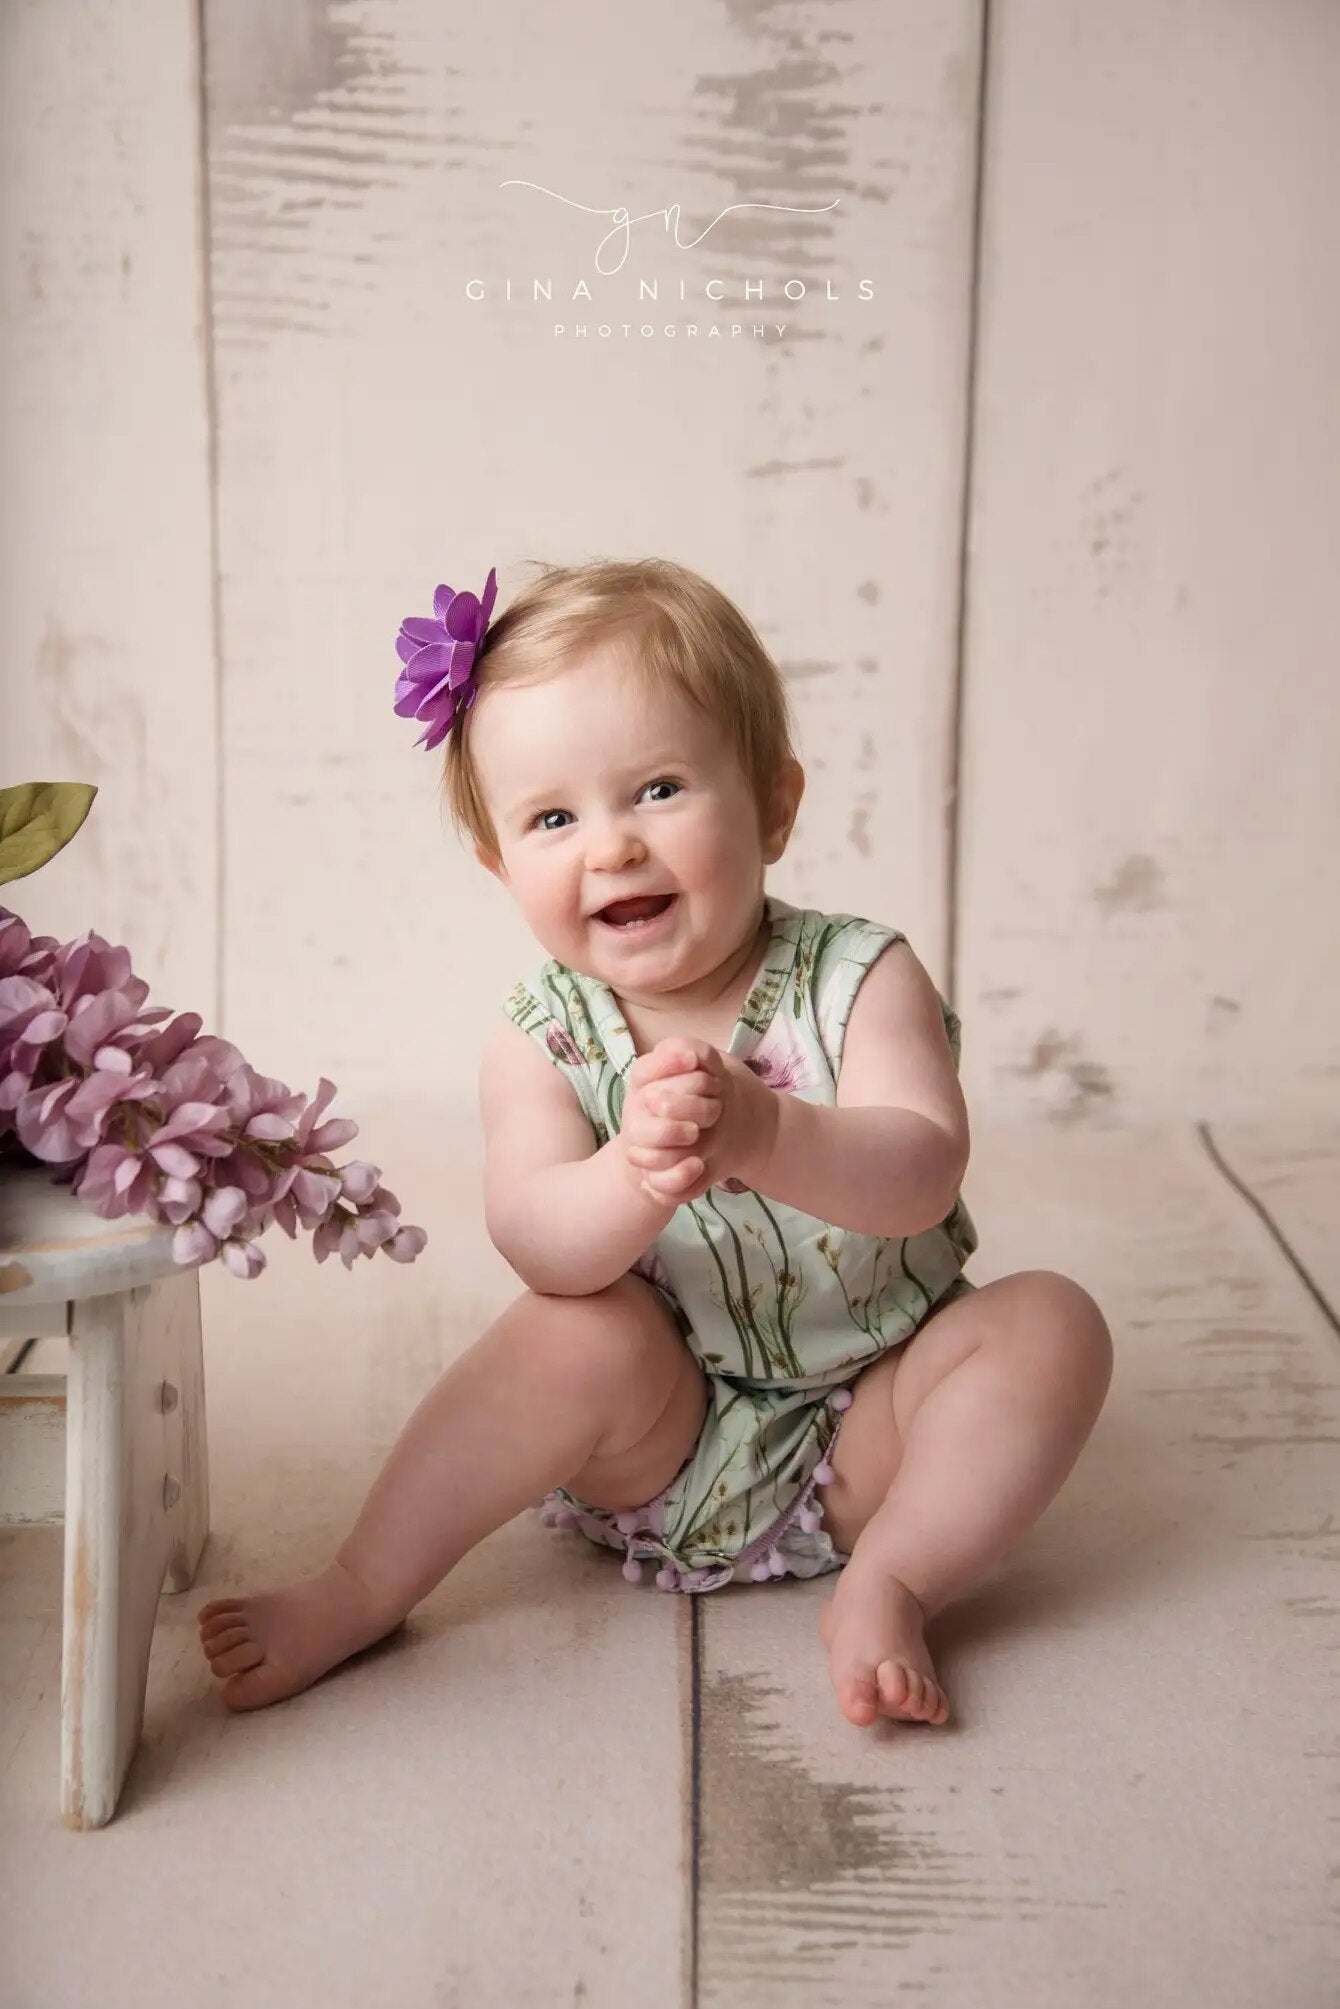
left=0, top=1160, right=199, bottom=1308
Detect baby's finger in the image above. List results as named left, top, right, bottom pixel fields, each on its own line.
left=626, top=1140, right=695, bottom=1170
left=643, top=1156, right=703, bottom=1194
left=643, top=1040, right=707, bottom=1080
left=634, top=1047, right=680, bottom=1083
left=626, top=1113, right=700, bottom=1150
left=651, top=1090, right=720, bottom=1128
left=642, top=1172, right=692, bottom=1203
left=625, top=1091, right=683, bottom=1129
left=643, top=1074, right=717, bottom=1111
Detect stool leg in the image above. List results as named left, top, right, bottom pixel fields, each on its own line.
left=61, top=1270, right=207, bottom=1829
left=162, top=1270, right=210, bottom=1594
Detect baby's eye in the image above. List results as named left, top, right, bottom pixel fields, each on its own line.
left=532, top=778, right=682, bottom=832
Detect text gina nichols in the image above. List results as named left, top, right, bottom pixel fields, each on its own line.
left=466, top=279, right=876, bottom=303
left=499, top=181, right=844, bottom=276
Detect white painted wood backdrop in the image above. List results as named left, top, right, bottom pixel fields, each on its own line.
left=3, top=0, right=1336, bottom=1126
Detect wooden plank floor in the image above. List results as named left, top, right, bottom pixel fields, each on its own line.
left=696, top=1121, right=1340, bottom=2004
left=2, top=1119, right=1337, bottom=2006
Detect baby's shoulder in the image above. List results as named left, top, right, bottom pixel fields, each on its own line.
left=794, top=905, right=909, bottom=992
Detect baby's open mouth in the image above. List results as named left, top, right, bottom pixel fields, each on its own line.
left=596, top=893, right=677, bottom=930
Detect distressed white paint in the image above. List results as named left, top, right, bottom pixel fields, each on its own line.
left=61, top=1270, right=209, bottom=1829
left=0, top=0, right=218, bottom=1018
left=0, top=1165, right=210, bottom=1827
left=2, top=1116, right=1337, bottom=1999
left=1208, top=1120, right=1340, bottom=1309
left=957, top=1, right=1340, bottom=1122
left=699, top=1119, right=1340, bottom=2003
left=0, top=1374, right=66, bottom=1524
left=0, top=1161, right=190, bottom=1306
left=8, top=1, right=1335, bottom=1127
left=206, top=0, right=980, bottom=1103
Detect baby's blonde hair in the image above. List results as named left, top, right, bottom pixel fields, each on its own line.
left=442, top=557, right=801, bottom=862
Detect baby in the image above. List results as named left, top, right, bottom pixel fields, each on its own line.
left=198, top=558, right=1113, bottom=1729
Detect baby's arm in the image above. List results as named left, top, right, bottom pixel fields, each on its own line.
left=755, top=940, right=969, bottom=1237
left=480, top=1020, right=677, bottom=1297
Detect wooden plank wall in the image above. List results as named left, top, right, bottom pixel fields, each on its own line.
left=2, top=7, right=1337, bottom=1102
left=0, top=0, right=217, bottom=1018
left=956, top=1, right=1340, bottom=1126
left=200, top=0, right=977, bottom=1107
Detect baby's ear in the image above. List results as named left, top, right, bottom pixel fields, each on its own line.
left=475, top=843, right=503, bottom=879
left=764, top=758, right=805, bottom=860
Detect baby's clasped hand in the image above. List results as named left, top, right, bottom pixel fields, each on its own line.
left=618, top=1037, right=779, bottom=1206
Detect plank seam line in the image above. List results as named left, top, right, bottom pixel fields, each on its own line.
left=194, top=0, right=227, bottom=1034
left=946, top=0, right=992, bottom=1010
left=1196, top=1121, right=1339, bottom=1340
left=688, top=1591, right=702, bottom=2009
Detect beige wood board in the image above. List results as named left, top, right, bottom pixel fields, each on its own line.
left=955, top=1, right=1340, bottom=1124
left=1, top=1102, right=688, bottom=2003
left=1207, top=1120, right=1340, bottom=1319
left=7, top=2, right=1336, bottom=1130
left=3, top=1120, right=1337, bottom=2002
left=204, top=0, right=981, bottom=1101
left=0, top=1, right=218, bottom=1019
left=695, top=1119, right=1340, bottom=2003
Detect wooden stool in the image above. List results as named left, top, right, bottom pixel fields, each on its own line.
left=0, top=1161, right=209, bottom=1828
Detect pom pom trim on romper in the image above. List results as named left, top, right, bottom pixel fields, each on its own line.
left=538, top=1382, right=856, bottom=1593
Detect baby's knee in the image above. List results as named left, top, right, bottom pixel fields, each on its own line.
left=522, top=1275, right=695, bottom=1405
left=1012, top=1270, right=1113, bottom=1395
left=557, top=1280, right=708, bottom=1485
left=1012, top=1269, right=1106, bottom=1331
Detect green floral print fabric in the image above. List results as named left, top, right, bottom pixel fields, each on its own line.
left=501, top=894, right=979, bottom=1593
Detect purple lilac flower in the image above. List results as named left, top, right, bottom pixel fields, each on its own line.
left=0, top=907, right=426, bottom=1281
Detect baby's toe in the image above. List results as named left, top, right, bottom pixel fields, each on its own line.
left=202, top=1622, right=251, bottom=1662
left=877, top=1658, right=913, bottom=1712
left=917, top=1676, right=949, bottom=1724
left=221, top=1664, right=296, bottom=1713
left=199, top=1607, right=246, bottom=1642
left=878, top=1659, right=950, bottom=1724
left=208, top=1637, right=266, bottom=1679
left=200, top=1610, right=249, bottom=1645
left=837, top=1669, right=881, bottom=1728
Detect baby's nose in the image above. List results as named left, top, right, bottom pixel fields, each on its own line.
left=589, top=824, right=646, bottom=865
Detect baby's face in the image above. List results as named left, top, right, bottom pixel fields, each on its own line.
left=471, top=637, right=778, bottom=994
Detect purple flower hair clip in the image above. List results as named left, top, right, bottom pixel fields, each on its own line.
left=393, top=566, right=498, bottom=751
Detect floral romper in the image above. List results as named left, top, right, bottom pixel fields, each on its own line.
left=500, top=894, right=979, bottom=1595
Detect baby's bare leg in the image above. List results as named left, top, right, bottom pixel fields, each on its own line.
left=818, top=1270, right=1113, bottom=1728
left=198, top=1276, right=706, bottom=1711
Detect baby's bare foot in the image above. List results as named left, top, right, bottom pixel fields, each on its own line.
left=818, top=1562, right=950, bottom=1728
left=197, top=1560, right=404, bottom=1712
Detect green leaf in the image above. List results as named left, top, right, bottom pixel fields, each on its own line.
left=0, top=782, right=98, bottom=886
